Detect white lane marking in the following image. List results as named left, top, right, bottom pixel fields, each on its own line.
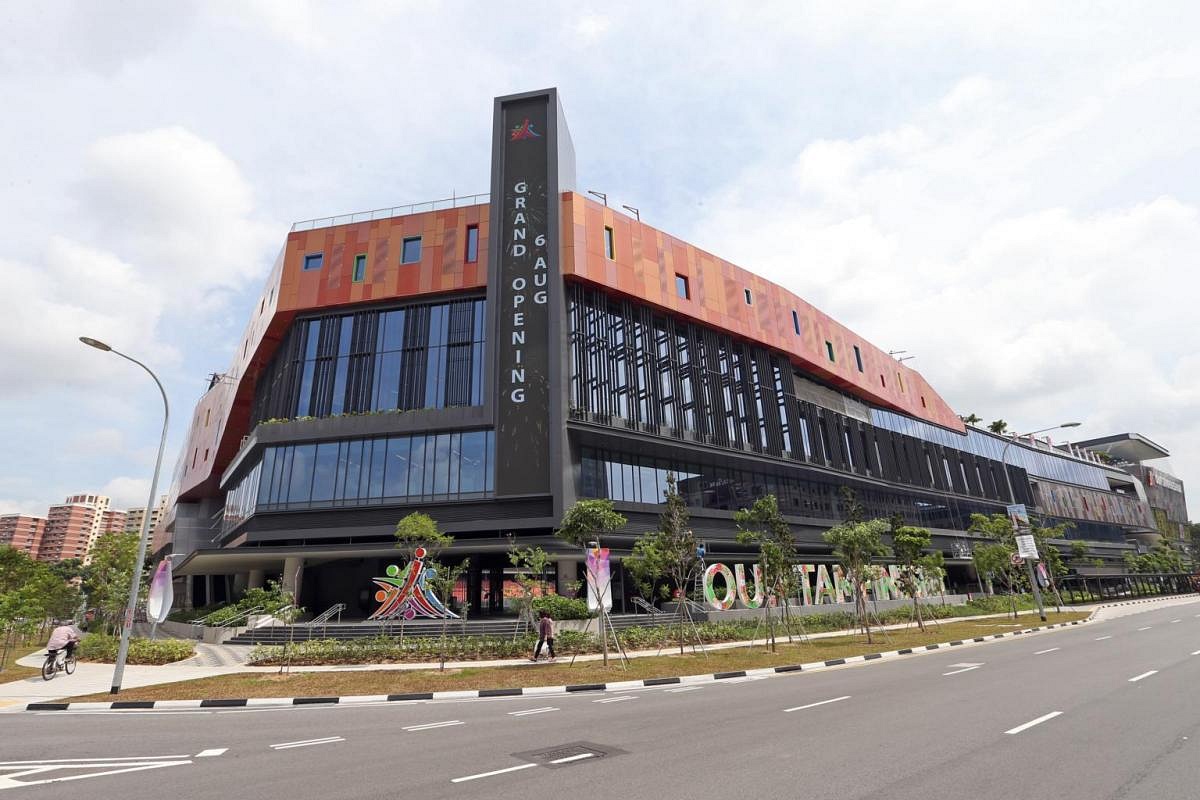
left=1191, top=650, right=1200, bottom=656
left=666, top=686, right=702, bottom=693
left=450, top=763, right=539, bottom=783
left=549, top=753, right=595, bottom=764
left=940, top=662, right=979, bottom=676
left=1128, top=670, right=1159, bottom=683
left=403, top=720, right=464, bottom=732
left=1095, top=636, right=1113, bottom=640
left=269, top=737, right=342, bottom=749
left=1138, top=626, right=1153, bottom=631
left=0, top=756, right=189, bottom=765
left=194, top=749, right=227, bottom=758
left=508, top=707, right=558, bottom=717
left=783, top=695, right=851, bottom=713
left=0, top=758, right=191, bottom=790
left=270, top=737, right=345, bottom=750
left=1034, top=648, right=1061, bottom=655
left=1005, top=711, right=1063, bottom=735
left=1170, top=619, right=1182, bottom=624
left=594, top=695, right=636, bottom=704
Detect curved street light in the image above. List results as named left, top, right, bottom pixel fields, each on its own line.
left=79, top=336, right=170, bottom=694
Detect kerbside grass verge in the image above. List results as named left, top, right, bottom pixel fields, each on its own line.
left=66, top=610, right=1086, bottom=702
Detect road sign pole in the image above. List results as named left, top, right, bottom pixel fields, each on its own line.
left=1025, top=559, right=1046, bottom=622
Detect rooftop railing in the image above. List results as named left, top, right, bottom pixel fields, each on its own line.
left=290, top=192, right=490, bottom=232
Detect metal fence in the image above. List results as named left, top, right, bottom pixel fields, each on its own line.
left=290, top=192, right=489, bottom=232
left=1056, top=572, right=1200, bottom=604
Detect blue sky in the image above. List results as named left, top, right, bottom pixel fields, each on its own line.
left=1, top=2, right=1196, bottom=518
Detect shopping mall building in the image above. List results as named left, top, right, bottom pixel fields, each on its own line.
left=155, top=89, right=1185, bottom=617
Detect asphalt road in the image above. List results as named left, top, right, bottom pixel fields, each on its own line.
left=3, top=598, right=1199, bottom=799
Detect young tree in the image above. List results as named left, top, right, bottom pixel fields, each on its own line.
left=890, top=524, right=943, bottom=631
left=555, top=499, right=627, bottom=548
left=508, top=536, right=552, bottom=636
left=822, top=518, right=890, bottom=642
left=734, top=494, right=797, bottom=652
left=84, top=532, right=142, bottom=634
left=968, top=513, right=1023, bottom=617
left=424, top=557, right=469, bottom=671
left=838, top=486, right=865, bottom=523
left=1069, top=540, right=1089, bottom=564
left=988, top=420, right=1009, bottom=434
left=393, top=511, right=453, bottom=562
left=625, top=474, right=699, bottom=654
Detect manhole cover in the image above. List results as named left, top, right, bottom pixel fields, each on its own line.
left=513, top=741, right=625, bottom=769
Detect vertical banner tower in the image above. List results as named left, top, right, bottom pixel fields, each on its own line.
left=488, top=89, right=575, bottom=502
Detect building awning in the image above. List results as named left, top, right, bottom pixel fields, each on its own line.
left=1075, top=433, right=1169, bottom=463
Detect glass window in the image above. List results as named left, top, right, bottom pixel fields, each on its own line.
left=825, top=341, right=836, bottom=362
left=408, top=435, right=428, bottom=497
left=744, top=288, right=753, bottom=305
left=465, top=225, right=479, bottom=262
left=792, top=310, right=801, bottom=335
left=460, top=431, right=486, bottom=494
left=853, top=345, right=864, bottom=372
left=603, top=226, right=615, bottom=260
left=402, top=236, right=422, bottom=264
left=352, top=253, right=366, bottom=282
left=675, top=274, right=689, bottom=299
left=383, top=436, right=410, bottom=498
left=303, top=253, right=323, bottom=271
left=433, top=433, right=451, bottom=496
left=287, top=444, right=315, bottom=503
left=310, top=442, right=338, bottom=503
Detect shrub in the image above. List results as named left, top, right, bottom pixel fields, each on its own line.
left=532, top=595, right=593, bottom=620
left=76, top=634, right=195, bottom=665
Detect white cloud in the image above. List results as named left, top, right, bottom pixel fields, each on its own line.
left=100, top=477, right=153, bottom=511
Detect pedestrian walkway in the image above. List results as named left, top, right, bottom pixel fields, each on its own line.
left=1, top=594, right=1193, bottom=709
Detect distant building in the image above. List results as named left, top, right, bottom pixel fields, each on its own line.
left=101, top=508, right=128, bottom=535
left=39, top=494, right=110, bottom=564
left=124, top=495, right=169, bottom=548
left=0, top=514, right=47, bottom=558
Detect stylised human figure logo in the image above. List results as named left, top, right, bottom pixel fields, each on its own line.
left=510, top=118, right=540, bottom=140
left=368, top=547, right=458, bottom=620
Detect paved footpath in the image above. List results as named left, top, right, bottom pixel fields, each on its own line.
left=0, top=597, right=1187, bottom=709
left=2, top=595, right=1197, bottom=798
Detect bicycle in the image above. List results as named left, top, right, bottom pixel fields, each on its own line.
left=41, top=647, right=77, bottom=681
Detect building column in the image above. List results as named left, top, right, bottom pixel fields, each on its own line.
left=232, top=572, right=249, bottom=598
left=556, top=557, right=582, bottom=597
left=283, top=557, right=305, bottom=602
left=248, top=569, right=266, bottom=590
left=204, top=575, right=214, bottom=607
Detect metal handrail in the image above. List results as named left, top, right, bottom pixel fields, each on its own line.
left=631, top=597, right=665, bottom=616
left=309, top=603, right=346, bottom=626
left=290, top=192, right=489, bottom=232
left=190, top=604, right=265, bottom=628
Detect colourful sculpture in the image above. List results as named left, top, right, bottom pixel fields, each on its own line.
left=369, top=547, right=458, bottom=620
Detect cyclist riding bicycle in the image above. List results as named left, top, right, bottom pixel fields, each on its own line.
left=46, top=620, right=82, bottom=659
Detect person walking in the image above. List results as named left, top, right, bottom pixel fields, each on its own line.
left=531, top=609, right=556, bottom=662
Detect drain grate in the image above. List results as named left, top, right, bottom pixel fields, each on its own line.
left=513, top=741, right=625, bottom=769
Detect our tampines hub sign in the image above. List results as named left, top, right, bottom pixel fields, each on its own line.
left=489, top=90, right=570, bottom=497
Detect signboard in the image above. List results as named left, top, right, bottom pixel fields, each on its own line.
left=1006, top=503, right=1032, bottom=534
left=586, top=546, right=612, bottom=611
left=490, top=91, right=560, bottom=497
left=1015, top=534, right=1039, bottom=560
left=1010, top=552, right=1025, bottom=567
left=146, top=558, right=174, bottom=624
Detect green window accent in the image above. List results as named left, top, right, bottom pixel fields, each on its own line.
left=352, top=253, right=367, bottom=283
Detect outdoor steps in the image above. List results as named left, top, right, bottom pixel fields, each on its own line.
left=224, top=613, right=661, bottom=645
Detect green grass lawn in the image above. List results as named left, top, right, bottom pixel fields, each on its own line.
left=67, top=611, right=1087, bottom=702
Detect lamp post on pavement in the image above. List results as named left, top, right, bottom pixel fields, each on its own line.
left=999, top=422, right=1081, bottom=622
left=79, top=336, right=170, bottom=694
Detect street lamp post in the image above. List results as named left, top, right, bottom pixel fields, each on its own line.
left=79, top=336, right=170, bottom=694
left=999, top=422, right=1081, bottom=622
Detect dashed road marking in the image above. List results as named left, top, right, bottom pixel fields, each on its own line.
left=1138, top=626, right=1153, bottom=631
left=1034, top=648, right=1060, bottom=655
left=783, top=695, right=851, bottom=713
left=194, top=749, right=226, bottom=758
left=1170, top=619, right=1182, bottom=624
left=269, top=736, right=345, bottom=750
left=666, top=686, right=703, bottom=693
left=508, top=707, right=558, bottom=717
left=1128, top=671, right=1158, bottom=683
left=549, top=753, right=595, bottom=764
left=1005, top=711, right=1063, bottom=735
left=1095, top=636, right=1113, bottom=641
left=402, top=720, right=463, bottom=732
left=593, top=695, right=636, bottom=704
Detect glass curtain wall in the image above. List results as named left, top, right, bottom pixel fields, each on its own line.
left=253, top=297, right=486, bottom=423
